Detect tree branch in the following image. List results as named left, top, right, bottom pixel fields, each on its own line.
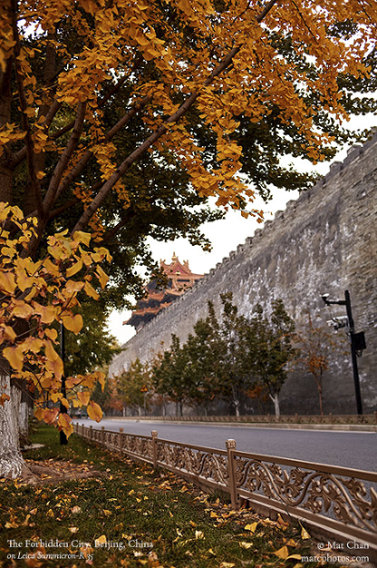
left=47, top=198, right=79, bottom=221
left=72, top=0, right=279, bottom=233
left=43, top=102, right=87, bottom=213
left=53, top=96, right=151, bottom=204
left=101, top=209, right=136, bottom=244
left=49, top=68, right=139, bottom=142
left=9, top=100, right=62, bottom=169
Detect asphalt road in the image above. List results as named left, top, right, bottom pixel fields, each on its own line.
left=75, top=418, right=377, bottom=472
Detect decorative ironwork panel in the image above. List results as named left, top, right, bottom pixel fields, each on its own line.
left=234, top=455, right=377, bottom=533
left=122, top=434, right=154, bottom=461
left=156, top=441, right=228, bottom=488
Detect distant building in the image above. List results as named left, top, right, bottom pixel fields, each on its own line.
left=125, top=254, right=203, bottom=333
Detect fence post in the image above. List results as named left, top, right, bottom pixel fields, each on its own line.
left=226, top=439, right=238, bottom=510
left=151, top=430, right=158, bottom=469
left=101, top=426, right=105, bottom=445
left=89, top=425, right=93, bottom=440
left=119, top=428, right=124, bottom=452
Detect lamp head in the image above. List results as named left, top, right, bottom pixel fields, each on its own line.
left=321, top=293, right=330, bottom=305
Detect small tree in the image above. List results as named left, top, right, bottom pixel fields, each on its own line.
left=243, top=300, right=296, bottom=418
left=152, top=335, right=192, bottom=416
left=294, top=313, right=347, bottom=415
left=117, top=359, right=152, bottom=416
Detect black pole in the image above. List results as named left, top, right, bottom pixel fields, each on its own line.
left=344, top=290, right=363, bottom=415
left=60, top=323, right=68, bottom=445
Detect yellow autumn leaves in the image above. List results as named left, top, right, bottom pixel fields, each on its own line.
left=0, top=203, right=109, bottom=435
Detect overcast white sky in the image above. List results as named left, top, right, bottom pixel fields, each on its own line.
left=107, top=116, right=377, bottom=345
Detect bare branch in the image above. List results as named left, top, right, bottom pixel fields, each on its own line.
left=47, top=198, right=79, bottom=221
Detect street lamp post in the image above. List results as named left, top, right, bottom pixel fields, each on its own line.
left=321, top=290, right=365, bottom=415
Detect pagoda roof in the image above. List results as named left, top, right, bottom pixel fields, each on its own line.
left=124, top=254, right=204, bottom=331
left=160, top=254, right=202, bottom=279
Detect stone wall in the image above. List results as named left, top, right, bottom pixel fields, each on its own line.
left=109, top=134, right=377, bottom=414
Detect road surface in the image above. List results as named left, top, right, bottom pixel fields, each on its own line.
left=75, top=418, right=377, bottom=471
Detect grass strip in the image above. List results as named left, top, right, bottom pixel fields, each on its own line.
left=0, top=424, right=345, bottom=568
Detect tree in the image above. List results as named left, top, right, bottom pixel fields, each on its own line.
left=182, top=317, right=221, bottom=414
left=243, top=300, right=296, bottom=418
left=0, top=205, right=107, bottom=476
left=181, top=294, right=254, bottom=415
left=211, top=294, right=248, bottom=416
left=152, top=335, right=192, bottom=416
left=293, top=312, right=347, bottom=415
left=116, top=359, right=152, bottom=416
left=1, top=0, right=377, bottom=476
left=64, top=301, right=121, bottom=377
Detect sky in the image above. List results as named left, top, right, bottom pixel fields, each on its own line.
left=107, top=117, right=377, bottom=345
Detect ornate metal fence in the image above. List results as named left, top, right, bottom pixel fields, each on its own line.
left=74, top=423, right=377, bottom=553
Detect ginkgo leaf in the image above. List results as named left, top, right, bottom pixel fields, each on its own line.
left=66, top=258, right=83, bottom=277
left=12, top=301, right=34, bottom=319
left=61, top=313, right=83, bottom=333
left=77, top=391, right=90, bottom=406
left=32, top=302, right=57, bottom=324
left=84, top=280, right=99, bottom=300
left=0, top=394, right=10, bottom=405
left=244, top=522, right=258, bottom=533
left=2, top=325, right=17, bottom=342
left=239, top=541, right=253, bottom=549
left=3, top=345, right=23, bottom=371
left=45, top=340, right=64, bottom=378
left=273, top=545, right=289, bottom=559
left=72, top=231, right=91, bottom=246
left=95, top=266, right=109, bottom=288
left=58, top=413, right=74, bottom=437
left=300, top=525, right=311, bottom=540
left=0, top=271, right=16, bottom=294
left=87, top=400, right=103, bottom=422
left=95, top=535, right=107, bottom=547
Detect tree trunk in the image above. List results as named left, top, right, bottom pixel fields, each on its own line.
left=19, top=402, right=29, bottom=438
left=270, top=393, right=281, bottom=419
left=0, top=59, right=13, bottom=203
left=318, top=384, right=324, bottom=416
left=231, top=385, right=240, bottom=417
left=0, top=374, right=25, bottom=478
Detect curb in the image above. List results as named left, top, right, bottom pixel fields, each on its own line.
left=102, top=417, right=377, bottom=432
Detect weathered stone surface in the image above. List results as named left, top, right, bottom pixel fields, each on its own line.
left=110, top=134, right=377, bottom=414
